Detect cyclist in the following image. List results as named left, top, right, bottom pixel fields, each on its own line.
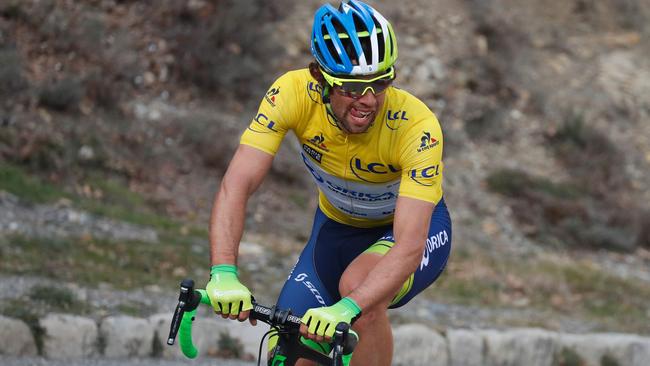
left=206, top=1, right=452, bottom=365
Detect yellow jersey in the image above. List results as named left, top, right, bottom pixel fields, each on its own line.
left=241, top=69, right=444, bottom=228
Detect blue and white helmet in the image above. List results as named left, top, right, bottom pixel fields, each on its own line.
left=311, top=0, right=398, bottom=76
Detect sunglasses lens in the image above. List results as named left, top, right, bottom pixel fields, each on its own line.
left=338, top=78, right=392, bottom=97
left=322, top=68, right=395, bottom=98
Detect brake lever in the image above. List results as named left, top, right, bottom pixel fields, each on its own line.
left=167, top=279, right=196, bottom=345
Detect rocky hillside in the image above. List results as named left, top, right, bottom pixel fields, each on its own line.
left=2, top=0, right=650, bottom=352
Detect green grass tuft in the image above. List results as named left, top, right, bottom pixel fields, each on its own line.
left=553, top=347, right=585, bottom=366
left=216, top=330, right=245, bottom=359
left=486, top=168, right=582, bottom=200
left=600, top=354, right=620, bottom=366
left=0, top=164, right=69, bottom=203
left=28, top=285, right=84, bottom=312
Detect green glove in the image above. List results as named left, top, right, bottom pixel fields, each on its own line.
left=206, top=264, right=253, bottom=316
left=302, top=297, right=362, bottom=338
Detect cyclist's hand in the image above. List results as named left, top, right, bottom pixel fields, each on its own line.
left=205, top=264, right=255, bottom=324
left=300, top=297, right=361, bottom=341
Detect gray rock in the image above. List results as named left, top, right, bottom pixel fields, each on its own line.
left=479, top=328, right=557, bottom=366
left=149, top=313, right=184, bottom=359
left=40, top=314, right=98, bottom=359
left=100, top=315, right=155, bottom=358
left=221, top=318, right=270, bottom=360
left=0, top=316, right=37, bottom=356
left=0, top=191, right=158, bottom=243
left=393, top=324, right=448, bottom=366
left=150, top=312, right=269, bottom=361
left=559, top=332, right=650, bottom=366
left=448, top=328, right=484, bottom=366
left=150, top=311, right=223, bottom=359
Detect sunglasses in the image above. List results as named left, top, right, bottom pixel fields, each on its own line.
left=321, top=67, right=395, bottom=99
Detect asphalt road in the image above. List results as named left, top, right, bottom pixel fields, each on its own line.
left=0, top=357, right=256, bottom=366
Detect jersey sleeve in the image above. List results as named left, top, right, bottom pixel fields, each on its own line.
left=240, top=71, right=302, bottom=155
left=397, top=112, right=444, bottom=204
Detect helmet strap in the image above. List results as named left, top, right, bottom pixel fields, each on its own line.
left=310, top=61, right=341, bottom=129
left=321, top=85, right=343, bottom=130
left=321, top=83, right=331, bottom=104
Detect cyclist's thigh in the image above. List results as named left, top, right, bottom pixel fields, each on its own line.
left=276, top=208, right=390, bottom=316
left=363, top=198, right=452, bottom=309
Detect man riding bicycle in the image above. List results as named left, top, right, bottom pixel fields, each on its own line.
left=206, top=1, right=452, bottom=365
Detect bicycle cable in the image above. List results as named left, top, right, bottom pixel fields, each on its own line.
left=257, top=326, right=281, bottom=366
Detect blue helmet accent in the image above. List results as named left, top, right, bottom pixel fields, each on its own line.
left=311, top=0, right=398, bottom=76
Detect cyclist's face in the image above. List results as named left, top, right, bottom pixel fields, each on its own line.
left=329, top=86, right=386, bottom=134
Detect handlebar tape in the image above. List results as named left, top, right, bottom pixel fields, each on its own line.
left=179, top=308, right=198, bottom=358
left=178, top=289, right=210, bottom=358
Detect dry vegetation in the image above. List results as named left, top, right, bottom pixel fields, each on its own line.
left=1, top=0, right=649, bottom=334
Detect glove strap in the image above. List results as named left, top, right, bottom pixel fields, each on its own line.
left=210, top=264, right=238, bottom=277
left=340, top=297, right=362, bottom=315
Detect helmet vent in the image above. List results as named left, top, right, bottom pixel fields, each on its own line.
left=377, top=31, right=386, bottom=63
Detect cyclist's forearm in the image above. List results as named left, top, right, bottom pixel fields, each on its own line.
left=348, top=239, right=423, bottom=310
left=209, top=180, right=249, bottom=266
left=348, top=197, right=433, bottom=311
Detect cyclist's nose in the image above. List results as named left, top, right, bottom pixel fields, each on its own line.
left=356, top=89, right=379, bottom=106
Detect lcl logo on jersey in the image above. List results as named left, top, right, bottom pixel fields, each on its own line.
left=386, top=110, right=409, bottom=130
left=247, top=113, right=279, bottom=133
left=349, top=156, right=399, bottom=183
left=409, top=164, right=440, bottom=186
left=265, top=87, right=280, bottom=107
left=307, top=81, right=323, bottom=104
left=417, top=131, right=439, bottom=152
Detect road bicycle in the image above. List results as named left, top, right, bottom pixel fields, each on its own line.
left=167, top=279, right=358, bottom=366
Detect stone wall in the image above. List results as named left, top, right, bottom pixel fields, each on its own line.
left=1, top=314, right=649, bottom=366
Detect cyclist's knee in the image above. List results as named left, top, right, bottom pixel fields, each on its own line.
left=339, top=254, right=392, bottom=333
left=352, top=305, right=389, bottom=333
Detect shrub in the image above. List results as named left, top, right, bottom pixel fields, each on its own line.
left=0, top=164, right=68, bottom=203
left=28, top=285, right=79, bottom=311
left=559, top=217, right=636, bottom=252
left=168, top=0, right=292, bottom=97
left=83, top=69, right=118, bottom=110
left=38, top=77, right=84, bottom=112
left=553, top=347, right=585, bottom=366
left=179, top=114, right=238, bottom=170
left=216, top=330, right=244, bottom=359
left=486, top=168, right=581, bottom=200
left=601, top=354, right=620, bottom=366
left=0, top=47, right=28, bottom=97
left=548, top=112, right=627, bottom=197
left=0, top=0, right=25, bottom=20
left=637, top=210, right=650, bottom=249
left=486, top=168, right=638, bottom=251
left=6, top=131, right=67, bottom=172
left=553, top=112, right=589, bottom=148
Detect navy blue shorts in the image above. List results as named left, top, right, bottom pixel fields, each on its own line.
left=275, top=199, right=451, bottom=315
